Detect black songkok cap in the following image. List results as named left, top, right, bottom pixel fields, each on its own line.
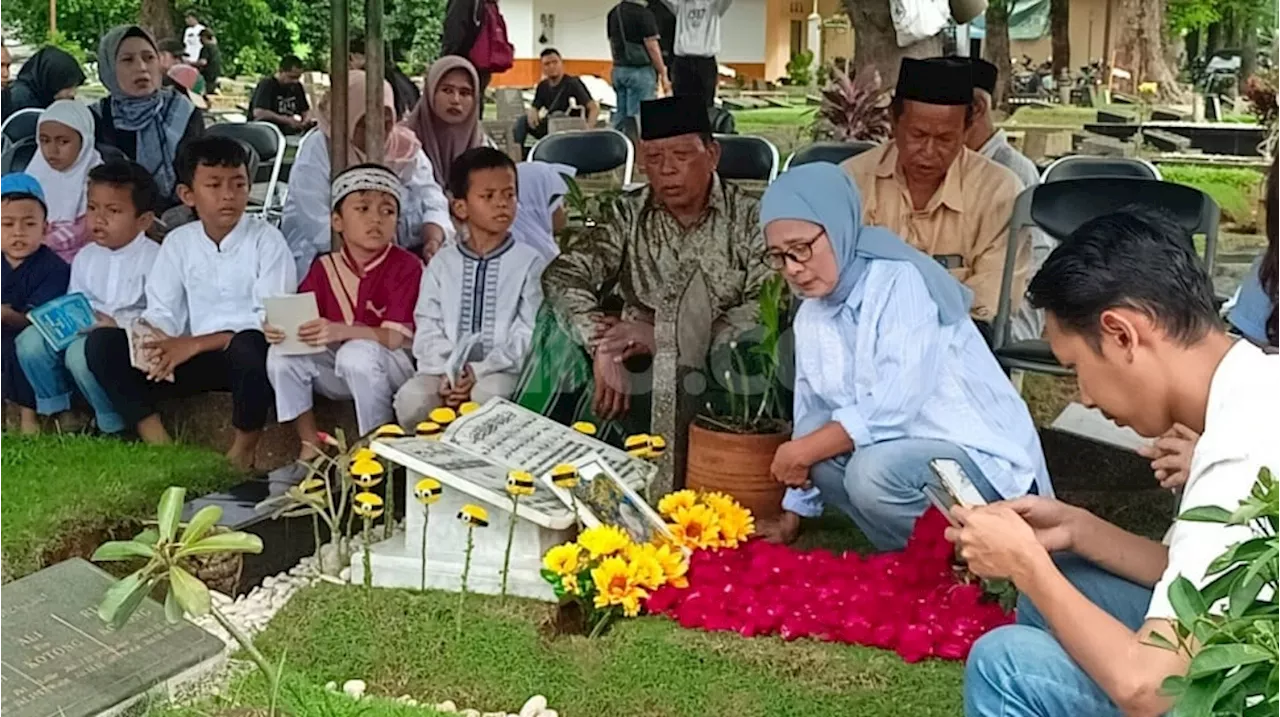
left=895, top=57, right=974, bottom=106
left=639, top=94, right=711, bottom=141
left=966, top=57, right=999, bottom=95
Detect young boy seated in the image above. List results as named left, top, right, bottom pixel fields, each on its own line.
left=2, top=173, right=71, bottom=434
left=83, top=137, right=296, bottom=469
left=394, top=147, right=548, bottom=426
left=266, top=164, right=422, bottom=460
left=16, top=161, right=159, bottom=435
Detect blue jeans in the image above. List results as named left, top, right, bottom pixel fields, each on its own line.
left=809, top=438, right=1005, bottom=550
left=15, top=326, right=125, bottom=433
left=611, top=65, right=657, bottom=131
left=964, top=554, right=1155, bottom=716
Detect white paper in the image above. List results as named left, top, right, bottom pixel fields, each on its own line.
left=266, top=293, right=324, bottom=356
left=929, top=458, right=989, bottom=507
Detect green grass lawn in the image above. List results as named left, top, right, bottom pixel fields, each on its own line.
left=158, top=581, right=966, bottom=717
left=1, top=433, right=240, bottom=581
left=1160, top=164, right=1266, bottom=227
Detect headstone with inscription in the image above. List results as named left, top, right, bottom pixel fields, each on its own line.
left=1, top=559, right=225, bottom=717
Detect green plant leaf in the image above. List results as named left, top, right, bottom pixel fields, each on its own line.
left=134, top=528, right=160, bottom=545
left=1145, top=630, right=1180, bottom=652
left=1242, top=544, right=1279, bottom=586
left=1171, top=676, right=1218, bottom=716
left=1167, top=575, right=1209, bottom=630
left=1228, top=576, right=1267, bottom=619
left=157, top=486, right=187, bottom=542
left=91, top=540, right=155, bottom=562
left=1179, top=505, right=1233, bottom=523
left=164, top=586, right=184, bottom=623
left=179, top=504, right=223, bottom=545
left=1228, top=500, right=1266, bottom=526
left=178, top=531, right=265, bottom=557
left=169, top=566, right=212, bottom=617
left=1211, top=663, right=1261, bottom=706
left=1187, top=644, right=1275, bottom=679
left=98, top=570, right=152, bottom=627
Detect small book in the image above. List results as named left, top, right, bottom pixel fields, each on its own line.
left=29, top=293, right=96, bottom=352
left=444, top=333, right=483, bottom=385
left=265, top=293, right=324, bottom=356
left=123, top=318, right=175, bottom=382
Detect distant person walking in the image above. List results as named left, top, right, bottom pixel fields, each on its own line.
left=441, top=0, right=514, bottom=118
left=607, top=0, right=669, bottom=133
left=659, top=0, right=732, bottom=107
left=195, top=29, right=221, bottom=95
left=182, top=11, right=205, bottom=63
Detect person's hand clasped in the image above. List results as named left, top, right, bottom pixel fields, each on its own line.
left=770, top=440, right=812, bottom=488
left=441, top=365, right=476, bottom=408
left=946, top=502, right=1052, bottom=581
left=421, top=224, right=445, bottom=263
left=143, top=334, right=201, bottom=382
left=297, top=317, right=341, bottom=347
left=591, top=348, right=631, bottom=420
left=262, top=322, right=286, bottom=344
left=1137, top=423, right=1199, bottom=490
left=596, top=320, right=656, bottom=362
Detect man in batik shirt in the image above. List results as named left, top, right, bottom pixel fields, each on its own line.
left=515, top=94, right=770, bottom=441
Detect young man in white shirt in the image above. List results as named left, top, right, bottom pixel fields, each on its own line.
left=951, top=209, right=1278, bottom=717
left=84, top=137, right=296, bottom=470
left=182, top=12, right=205, bottom=63
left=15, top=161, right=160, bottom=435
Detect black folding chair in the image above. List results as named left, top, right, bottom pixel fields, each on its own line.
left=529, top=128, right=635, bottom=186
left=991, top=178, right=1220, bottom=376
left=1, top=108, right=42, bottom=151
left=1040, top=155, right=1162, bottom=183
left=207, top=121, right=286, bottom=220
left=715, top=134, right=779, bottom=183
left=1, top=137, right=38, bottom=173
left=783, top=141, right=877, bottom=170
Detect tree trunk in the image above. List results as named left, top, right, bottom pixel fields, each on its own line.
left=1114, top=0, right=1186, bottom=102
left=1205, top=22, right=1221, bottom=55
left=843, top=0, right=943, bottom=90
left=1050, top=0, right=1070, bottom=78
left=983, top=0, right=1013, bottom=110
left=1241, top=23, right=1258, bottom=80
left=139, top=0, right=174, bottom=42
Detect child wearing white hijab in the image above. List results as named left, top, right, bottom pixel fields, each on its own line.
left=512, top=161, right=575, bottom=263
left=27, top=99, right=103, bottom=262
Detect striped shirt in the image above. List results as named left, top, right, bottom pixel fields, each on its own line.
left=782, top=259, right=1050, bottom=517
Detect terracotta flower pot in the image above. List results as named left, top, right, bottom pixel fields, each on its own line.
left=685, top=423, right=790, bottom=522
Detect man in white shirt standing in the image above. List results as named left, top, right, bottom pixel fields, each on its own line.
left=951, top=208, right=1278, bottom=717
left=659, top=0, right=732, bottom=107
left=183, top=11, right=206, bottom=64
left=85, top=137, right=295, bottom=471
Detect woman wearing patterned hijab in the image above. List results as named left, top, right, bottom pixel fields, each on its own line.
left=89, top=25, right=202, bottom=206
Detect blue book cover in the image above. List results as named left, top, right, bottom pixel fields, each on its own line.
left=28, top=293, right=95, bottom=352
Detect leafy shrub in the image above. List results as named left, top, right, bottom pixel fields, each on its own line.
left=810, top=66, right=891, bottom=143
left=787, top=50, right=815, bottom=87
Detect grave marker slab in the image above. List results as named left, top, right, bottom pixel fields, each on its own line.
left=1, top=559, right=224, bottom=717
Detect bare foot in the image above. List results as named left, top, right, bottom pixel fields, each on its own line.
left=19, top=407, right=40, bottom=435
left=756, top=511, right=802, bottom=545
left=226, top=447, right=256, bottom=473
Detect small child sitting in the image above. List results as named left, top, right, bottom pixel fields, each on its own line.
left=2, top=173, right=71, bottom=433
left=27, top=99, right=103, bottom=263
left=83, top=137, right=295, bottom=469
left=266, top=163, right=423, bottom=460
left=394, top=147, right=548, bottom=425
left=16, top=161, right=160, bottom=435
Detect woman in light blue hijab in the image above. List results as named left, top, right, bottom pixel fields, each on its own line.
left=757, top=163, right=1049, bottom=550
left=90, top=25, right=201, bottom=205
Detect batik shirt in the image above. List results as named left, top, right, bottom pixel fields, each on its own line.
left=542, top=174, right=769, bottom=354
left=299, top=243, right=423, bottom=341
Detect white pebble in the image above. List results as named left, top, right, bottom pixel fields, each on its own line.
left=342, top=679, right=366, bottom=699
left=435, top=700, right=457, bottom=712
left=461, top=710, right=481, bottom=717
left=483, top=712, right=506, bottom=717
left=537, top=710, right=558, bottom=717
left=519, top=696, right=547, bottom=717
left=324, top=681, right=337, bottom=692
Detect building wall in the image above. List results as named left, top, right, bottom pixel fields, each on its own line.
left=1006, top=0, right=1111, bottom=72
left=763, top=0, right=852, bottom=84
left=491, top=0, right=769, bottom=87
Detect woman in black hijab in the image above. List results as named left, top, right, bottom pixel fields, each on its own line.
left=1, top=47, right=86, bottom=121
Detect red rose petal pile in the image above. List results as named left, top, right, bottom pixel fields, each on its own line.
left=645, top=508, right=1014, bottom=663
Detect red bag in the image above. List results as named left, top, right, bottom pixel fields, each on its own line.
left=468, top=0, right=514, bottom=74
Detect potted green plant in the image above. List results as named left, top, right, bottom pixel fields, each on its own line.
left=1154, top=465, right=1278, bottom=715
left=685, top=275, right=792, bottom=520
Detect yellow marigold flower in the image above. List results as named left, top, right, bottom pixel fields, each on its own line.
left=415, top=421, right=442, bottom=438
left=351, top=447, right=378, bottom=462
left=657, top=489, right=698, bottom=517
left=414, top=477, right=443, bottom=505
left=350, top=458, right=385, bottom=488
left=652, top=543, right=688, bottom=588
left=571, top=421, right=597, bottom=436
left=591, top=556, right=648, bottom=617
left=429, top=407, right=457, bottom=426
left=353, top=491, right=384, bottom=518
left=457, top=503, right=489, bottom=527
left=543, top=542, right=583, bottom=576
left=625, top=543, right=666, bottom=590
left=506, top=470, right=536, bottom=496
left=374, top=424, right=406, bottom=437
left=578, top=524, right=632, bottom=558
left=458, top=401, right=481, bottom=415
left=716, top=503, right=756, bottom=548
left=550, top=463, right=579, bottom=488
left=668, top=504, right=722, bottom=550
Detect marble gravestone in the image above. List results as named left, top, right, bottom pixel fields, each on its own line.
left=1, top=559, right=225, bottom=717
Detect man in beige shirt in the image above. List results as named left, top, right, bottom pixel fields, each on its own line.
left=842, top=57, right=1027, bottom=331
